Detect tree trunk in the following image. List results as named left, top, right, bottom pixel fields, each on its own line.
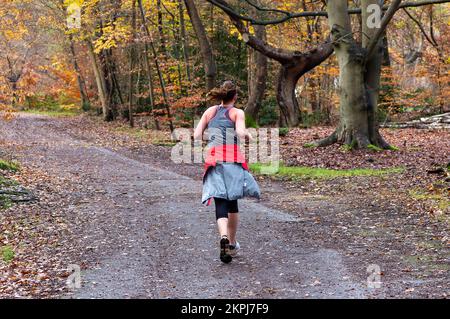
left=87, top=41, right=112, bottom=121
left=243, top=35, right=332, bottom=128
left=110, top=57, right=124, bottom=107
left=308, top=77, right=320, bottom=113
left=99, top=49, right=116, bottom=121
left=277, top=65, right=302, bottom=127
left=149, top=39, right=174, bottom=132
left=179, top=0, right=191, bottom=82
left=139, top=3, right=160, bottom=130
left=245, top=21, right=267, bottom=122
left=362, top=0, right=390, bottom=148
left=59, top=0, right=89, bottom=110
left=318, top=0, right=370, bottom=147
left=276, top=46, right=333, bottom=127
left=138, top=0, right=174, bottom=132
left=157, top=0, right=168, bottom=58
left=69, top=35, right=90, bottom=110
left=168, top=7, right=186, bottom=95
left=381, top=32, right=391, bottom=67
left=100, top=7, right=123, bottom=120
left=313, top=0, right=392, bottom=148
left=143, top=43, right=160, bottom=130
left=184, top=0, right=217, bottom=91
left=10, top=81, right=18, bottom=107
left=128, top=0, right=137, bottom=127
left=6, top=58, right=20, bottom=107
left=301, top=3, right=320, bottom=115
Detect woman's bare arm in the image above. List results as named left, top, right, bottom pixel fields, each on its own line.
left=194, top=107, right=215, bottom=140
left=234, top=109, right=252, bottom=140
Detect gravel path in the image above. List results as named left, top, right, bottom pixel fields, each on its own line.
left=1, top=114, right=380, bottom=298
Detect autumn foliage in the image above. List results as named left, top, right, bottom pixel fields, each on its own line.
left=0, top=0, right=448, bottom=127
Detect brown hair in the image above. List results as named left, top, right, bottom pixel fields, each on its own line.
left=208, top=81, right=238, bottom=103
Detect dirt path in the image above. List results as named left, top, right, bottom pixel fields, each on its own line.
left=1, top=114, right=393, bottom=298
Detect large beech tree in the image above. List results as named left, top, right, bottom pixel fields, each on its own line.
left=314, top=0, right=402, bottom=149
left=313, top=0, right=449, bottom=148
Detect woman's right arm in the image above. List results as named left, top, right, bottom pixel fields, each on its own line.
left=194, top=107, right=213, bottom=141
left=235, top=108, right=252, bottom=141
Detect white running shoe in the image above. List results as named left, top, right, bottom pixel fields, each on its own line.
left=229, top=241, right=241, bottom=256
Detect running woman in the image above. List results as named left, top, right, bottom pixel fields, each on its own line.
left=194, top=81, right=261, bottom=263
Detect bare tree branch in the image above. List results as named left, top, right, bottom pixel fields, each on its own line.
left=209, top=0, right=294, bottom=62
left=403, top=8, right=438, bottom=48
left=365, top=0, right=402, bottom=60
left=429, top=6, right=439, bottom=47
left=207, top=0, right=450, bottom=25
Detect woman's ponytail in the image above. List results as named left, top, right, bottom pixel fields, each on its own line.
left=207, top=81, right=238, bottom=103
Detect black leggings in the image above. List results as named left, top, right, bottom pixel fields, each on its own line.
left=214, top=197, right=239, bottom=220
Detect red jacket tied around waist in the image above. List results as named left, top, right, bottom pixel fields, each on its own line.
left=203, top=144, right=248, bottom=179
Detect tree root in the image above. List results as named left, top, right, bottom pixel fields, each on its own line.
left=310, top=126, right=392, bottom=150
left=311, top=130, right=338, bottom=147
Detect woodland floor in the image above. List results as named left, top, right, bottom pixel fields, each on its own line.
left=0, top=113, right=448, bottom=298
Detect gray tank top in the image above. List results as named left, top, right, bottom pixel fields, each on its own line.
left=207, top=105, right=238, bottom=147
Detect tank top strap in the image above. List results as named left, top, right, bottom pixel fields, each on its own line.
left=223, top=107, right=234, bottom=122
left=210, top=105, right=223, bottom=121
